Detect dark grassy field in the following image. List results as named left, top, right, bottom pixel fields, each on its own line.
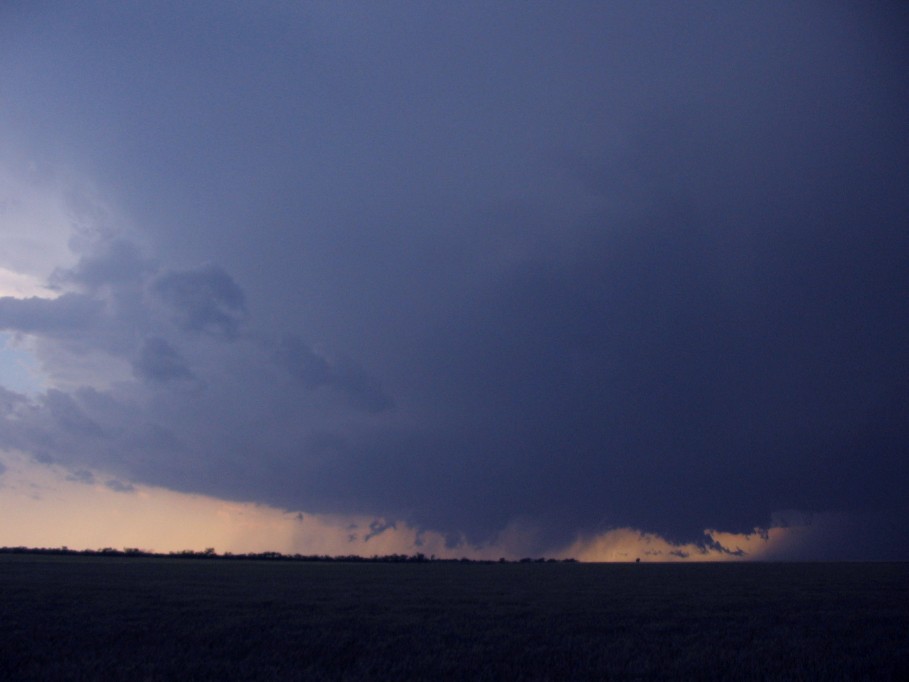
left=1, top=555, right=907, bottom=680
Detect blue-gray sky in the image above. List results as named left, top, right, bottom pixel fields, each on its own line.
left=1, top=2, right=908, bottom=559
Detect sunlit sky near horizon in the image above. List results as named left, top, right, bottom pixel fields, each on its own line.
left=2, top=2, right=908, bottom=561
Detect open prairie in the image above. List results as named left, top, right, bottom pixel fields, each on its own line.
left=1, top=555, right=907, bottom=680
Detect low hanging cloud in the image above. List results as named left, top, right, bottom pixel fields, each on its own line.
left=0, top=448, right=855, bottom=561
left=1, top=2, right=908, bottom=559
left=104, top=478, right=135, bottom=494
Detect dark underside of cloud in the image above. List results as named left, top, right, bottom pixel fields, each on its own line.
left=277, top=201, right=909, bottom=551
left=1, top=2, right=908, bottom=558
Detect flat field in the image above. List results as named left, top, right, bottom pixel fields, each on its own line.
left=1, top=555, right=907, bottom=680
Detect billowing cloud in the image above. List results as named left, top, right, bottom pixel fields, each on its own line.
left=152, top=265, right=246, bottom=339
left=44, top=389, right=104, bottom=439
left=132, top=337, right=192, bottom=383
left=51, top=239, right=153, bottom=292
left=1, top=2, right=907, bottom=559
left=0, top=294, right=101, bottom=335
left=274, top=335, right=392, bottom=413
left=0, top=450, right=845, bottom=560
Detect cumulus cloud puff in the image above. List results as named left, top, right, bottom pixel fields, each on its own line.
left=0, top=228, right=395, bottom=512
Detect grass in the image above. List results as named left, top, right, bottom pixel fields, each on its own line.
left=1, top=555, right=907, bottom=680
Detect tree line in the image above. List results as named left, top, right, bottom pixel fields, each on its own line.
left=0, top=545, right=577, bottom=564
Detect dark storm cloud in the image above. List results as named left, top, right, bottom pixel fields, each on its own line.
left=132, top=337, right=192, bottom=383
left=151, top=265, right=246, bottom=339
left=45, top=390, right=104, bottom=439
left=1, top=2, right=908, bottom=557
left=0, top=294, right=101, bottom=334
left=0, top=234, right=394, bottom=496
left=66, top=469, right=95, bottom=485
left=274, top=336, right=392, bottom=413
left=364, top=519, right=397, bottom=543
left=0, top=386, right=26, bottom=416
left=51, top=239, right=153, bottom=291
left=104, top=478, right=135, bottom=493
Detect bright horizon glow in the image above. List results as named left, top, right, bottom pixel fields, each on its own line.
left=0, top=450, right=820, bottom=561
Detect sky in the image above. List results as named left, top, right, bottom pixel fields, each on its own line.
left=1, top=2, right=908, bottom=561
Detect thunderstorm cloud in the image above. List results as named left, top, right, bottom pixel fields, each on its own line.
left=1, top=1, right=907, bottom=558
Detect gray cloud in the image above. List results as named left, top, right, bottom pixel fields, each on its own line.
left=151, top=265, right=246, bottom=339
left=66, top=469, right=95, bottom=485
left=274, top=336, right=392, bottom=413
left=133, top=337, right=192, bottom=383
left=0, top=294, right=101, bottom=335
left=51, top=239, right=153, bottom=292
left=104, top=478, right=135, bottom=493
left=364, top=519, right=397, bottom=543
left=0, top=385, right=26, bottom=416
left=44, top=390, right=104, bottom=439
left=1, top=2, right=907, bottom=558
